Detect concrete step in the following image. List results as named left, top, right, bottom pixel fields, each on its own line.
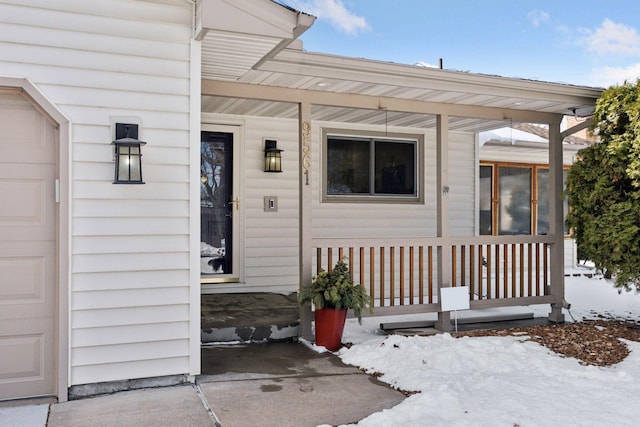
left=380, top=312, right=535, bottom=331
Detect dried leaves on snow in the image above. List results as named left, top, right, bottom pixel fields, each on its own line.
left=455, top=320, right=640, bottom=367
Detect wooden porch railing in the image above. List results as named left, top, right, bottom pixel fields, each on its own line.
left=312, top=236, right=555, bottom=315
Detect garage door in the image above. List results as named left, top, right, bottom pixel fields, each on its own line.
left=0, top=93, right=56, bottom=400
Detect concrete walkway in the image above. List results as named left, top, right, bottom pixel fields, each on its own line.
left=1, top=342, right=405, bottom=427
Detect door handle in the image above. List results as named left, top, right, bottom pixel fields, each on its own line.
left=228, top=196, right=239, bottom=211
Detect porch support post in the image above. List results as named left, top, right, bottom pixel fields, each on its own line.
left=435, top=114, right=452, bottom=331
left=548, top=120, right=565, bottom=323
left=299, top=101, right=314, bottom=340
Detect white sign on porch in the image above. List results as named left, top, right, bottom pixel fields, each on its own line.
left=440, top=286, right=470, bottom=332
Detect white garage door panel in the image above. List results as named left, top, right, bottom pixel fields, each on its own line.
left=0, top=92, right=56, bottom=400
left=0, top=256, right=45, bottom=302
left=0, top=164, right=55, bottom=242
left=0, top=180, right=46, bottom=222
left=0, top=334, right=44, bottom=380
left=0, top=94, right=54, bottom=165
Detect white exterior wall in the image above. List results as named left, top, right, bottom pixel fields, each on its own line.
left=202, top=114, right=476, bottom=293
left=241, top=116, right=301, bottom=290
left=0, top=0, right=196, bottom=385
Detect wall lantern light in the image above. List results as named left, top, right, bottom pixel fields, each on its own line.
left=264, top=139, right=283, bottom=173
left=111, top=123, right=146, bottom=184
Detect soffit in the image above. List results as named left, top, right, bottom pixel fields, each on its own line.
left=197, top=0, right=314, bottom=81
left=200, top=27, right=603, bottom=132
left=201, top=31, right=283, bottom=81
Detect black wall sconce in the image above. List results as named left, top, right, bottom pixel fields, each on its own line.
left=264, top=139, right=283, bottom=173
left=112, top=123, right=146, bottom=184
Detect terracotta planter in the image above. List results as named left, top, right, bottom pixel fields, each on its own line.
left=314, top=308, right=348, bottom=351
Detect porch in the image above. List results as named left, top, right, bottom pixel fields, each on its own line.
left=195, top=3, right=601, bottom=340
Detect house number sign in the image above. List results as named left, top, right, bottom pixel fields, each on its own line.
left=302, top=121, right=311, bottom=186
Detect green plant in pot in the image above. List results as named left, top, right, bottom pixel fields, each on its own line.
left=298, top=258, right=371, bottom=351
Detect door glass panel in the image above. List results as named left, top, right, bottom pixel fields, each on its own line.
left=201, top=132, right=233, bottom=276
left=498, top=167, right=531, bottom=235
left=479, top=165, right=493, bottom=235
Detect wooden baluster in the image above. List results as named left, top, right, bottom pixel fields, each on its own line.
left=503, top=244, right=508, bottom=298
left=461, top=245, right=466, bottom=286
left=316, top=247, right=322, bottom=275
left=519, top=244, right=525, bottom=297
left=478, top=244, right=484, bottom=300
left=428, top=246, right=433, bottom=304
left=494, top=244, right=500, bottom=298
left=327, top=247, right=333, bottom=273
left=348, top=247, right=354, bottom=277
left=380, top=247, right=385, bottom=307
left=409, top=246, right=415, bottom=304
left=370, top=247, right=375, bottom=305
left=451, top=245, right=457, bottom=287
left=469, top=245, right=475, bottom=300
left=528, top=243, right=533, bottom=297
left=486, top=245, right=492, bottom=299
left=419, top=246, right=425, bottom=305
left=544, top=243, right=549, bottom=292
left=535, top=243, right=541, bottom=296
left=400, top=247, right=405, bottom=305
left=511, top=244, right=517, bottom=297
left=359, top=247, right=365, bottom=288
left=389, top=247, right=395, bottom=306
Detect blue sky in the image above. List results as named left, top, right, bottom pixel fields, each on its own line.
left=281, top=0, right=640, bottom=88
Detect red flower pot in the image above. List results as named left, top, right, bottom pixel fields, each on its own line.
left=314, top=308, right=348, bottom=351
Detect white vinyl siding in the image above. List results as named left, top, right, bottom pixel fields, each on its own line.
left=0, top=0, right=194, bottom=386
left=243, top=116, right=301, bottom=288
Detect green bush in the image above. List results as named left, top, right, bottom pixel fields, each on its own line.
left=298, top=258, right=372, bottom=323
left=566, top=79, right=640, bottom=289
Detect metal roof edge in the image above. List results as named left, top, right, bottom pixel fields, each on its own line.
left=270, top=48, right=604, bottom=99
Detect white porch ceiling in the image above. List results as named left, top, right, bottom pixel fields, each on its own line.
left=199, top=4, right=603, bottom=133
left=201, top=30, right=283, bottom=82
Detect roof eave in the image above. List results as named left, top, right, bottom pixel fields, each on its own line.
left=259, top=48, right=602, bottom=116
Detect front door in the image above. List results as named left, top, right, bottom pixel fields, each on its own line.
left=0, top=92, right=56, bottom=400
left=201, top=130, right=237, bottom=281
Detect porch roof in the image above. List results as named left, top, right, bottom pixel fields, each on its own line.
left=199, top=1, right=603, bottom=132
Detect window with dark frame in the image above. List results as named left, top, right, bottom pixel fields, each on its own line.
left=325, top=133, right=419, bottom=201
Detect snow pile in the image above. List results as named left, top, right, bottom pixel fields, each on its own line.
left=337, top=275, right=640, bottom=426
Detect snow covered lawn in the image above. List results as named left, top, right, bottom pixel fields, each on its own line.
left=335, top=275, right=640, bottom=426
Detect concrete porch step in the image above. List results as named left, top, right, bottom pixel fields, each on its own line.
left=201, top=293, right=300, bottom=343
left=379, top=311, right=535, bottom=331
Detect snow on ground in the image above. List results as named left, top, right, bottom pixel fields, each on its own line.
left=336, top=274, right=640, bottom=427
